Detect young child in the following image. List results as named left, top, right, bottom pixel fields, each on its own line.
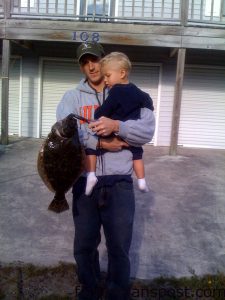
left=85, top=51, right=154, bottom=195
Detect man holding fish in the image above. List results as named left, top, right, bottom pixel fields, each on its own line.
left=56, top=42, right=155, bottom=300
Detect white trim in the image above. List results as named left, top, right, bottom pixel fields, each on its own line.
left=19, top=57, right=23, bottom=137
left=153, top=63, right=162, bottom=146
left=40, top=57, right=77, bottom=63
left=180, top=144, right=225, bottom=150
left=37, top=57, right=44, bottom=138
left=186, top=64, right=225, bottom=70
left=0, top=55, right=22, bottom=136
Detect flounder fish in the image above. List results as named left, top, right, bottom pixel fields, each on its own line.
left=37, top=114, right=85, bottom=213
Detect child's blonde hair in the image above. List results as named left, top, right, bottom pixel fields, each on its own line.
left=100, top=52, right=132, bottom=74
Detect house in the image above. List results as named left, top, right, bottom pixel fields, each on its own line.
left=0, top=0, right=225, bottom=152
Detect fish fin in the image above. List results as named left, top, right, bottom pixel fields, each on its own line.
left=48, top=193, right=69, bottom=213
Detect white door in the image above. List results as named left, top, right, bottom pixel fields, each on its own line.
left=41, top=60, right=80, bottom=137
left=179, top=67, right=225, bottom=149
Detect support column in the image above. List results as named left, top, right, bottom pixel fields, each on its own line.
left=1, top=39, right=11, bottom=145
left=169, top=48, right=186, bottom=156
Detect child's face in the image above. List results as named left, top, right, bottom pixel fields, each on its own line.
left=101, top=63, right=127, bottom=88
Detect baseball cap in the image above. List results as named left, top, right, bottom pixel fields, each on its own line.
left=76, top=42, right=105, bottom=63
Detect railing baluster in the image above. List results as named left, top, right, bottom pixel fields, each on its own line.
left=27, top=0, right=30, bottom=13
left=220, top=0, right=224, bottom=21
left=151, top=0, right=154, bottom=17
left=200, top=0, right=203, bottom=21
left=122, top=0, right=125, bottom=17
left=132, top=0, right=135, bottom=17
left=73, top=0, right=76, bottom=15
left=210, top=0, right=214, bottom=21
left=110, top=0, right=116, bottom=18
left=103, top=0, right=106, bottom=16
left=64, top=0, right=67, bottom=15
left=55, top=0, right=58, bottom=14
left=171, top=0, right=175, bottom=19
left=161, top=0, right=164, bottom=18
left=181, top=0, right=188, bottom=25
left=141, top=0, right=144, bottom=17
left=46, top=0, right=49, bottom=14
left=191, top=0, right=194, bottom=19
left=93, top=0, right=96, bottom=16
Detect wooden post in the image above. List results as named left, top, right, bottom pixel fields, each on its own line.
left=4, top=0, right=11, bottom=19
left=180, top=0, right=189, bottom=26
left=169, top=48, right=186, bottom=156
left=1, top=39, right=10, bottom=145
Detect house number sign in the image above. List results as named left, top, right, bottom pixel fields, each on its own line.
left=72, top=31, right=100, bottom=42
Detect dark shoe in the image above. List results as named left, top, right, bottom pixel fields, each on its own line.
left=106, top=283, right=130, bottom=300
left=77, top=285, right=104, bottom=300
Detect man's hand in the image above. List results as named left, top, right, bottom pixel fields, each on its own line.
left=89, top=117, right=119, bottom=136
left=99, top=136, right=128, bottom=152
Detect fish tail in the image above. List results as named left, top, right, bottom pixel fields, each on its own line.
left=48, top=192, right=69, bottom=213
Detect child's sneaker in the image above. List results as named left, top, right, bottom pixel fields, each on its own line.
left=137, top=178, right=150, bottom=193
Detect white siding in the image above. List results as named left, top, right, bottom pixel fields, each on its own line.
left=179, top=66, right=225, bottom=149
left=21, top=57, right=39, bottom=137
left=0, top=58, right=21, bottom=135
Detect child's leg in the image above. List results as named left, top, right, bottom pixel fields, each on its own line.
left=85, top=155, right=98, bottom=196
left=133, top=159, right=149, bottom=192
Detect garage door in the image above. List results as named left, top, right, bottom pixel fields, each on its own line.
left=0, top=58, right=21, bottom=135
left=41, top=60, right=81, bottom=137
left=41, top=59, right=160, bottom=138
left=179, top=67, right=225, bottom=149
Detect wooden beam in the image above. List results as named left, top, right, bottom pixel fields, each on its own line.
left=12, top=40, right=34, bottom=50
left=169, top=48, right=186, bottom=156
left=1, top=39, right=10, bottom=145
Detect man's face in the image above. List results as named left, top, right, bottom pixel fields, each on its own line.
left=80, top=55, right=103, bottom=86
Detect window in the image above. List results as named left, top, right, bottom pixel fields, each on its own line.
left=86, top=0, right=110, bottom=16
left=21, top=0, right=35, bottom=8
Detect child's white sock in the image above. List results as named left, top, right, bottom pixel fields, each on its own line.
left=137, top=178, right=149, bottom=193
left=85, top=172, right=98, bottom=196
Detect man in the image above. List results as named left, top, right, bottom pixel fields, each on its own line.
left=56, top=42, right=155, bottom=300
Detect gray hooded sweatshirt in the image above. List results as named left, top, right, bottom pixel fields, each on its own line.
left=56, top=79, right=155, bottom=177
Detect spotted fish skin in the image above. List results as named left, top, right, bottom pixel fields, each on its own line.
left=37, top=114, right=85, bottom=213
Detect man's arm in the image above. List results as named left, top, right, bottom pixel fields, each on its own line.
left=89, top=108, right=155, bottom=147
left=119, top=108, right=155, bottom=146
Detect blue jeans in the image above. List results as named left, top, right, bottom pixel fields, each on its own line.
left=72, top=177, right=135, bottom=300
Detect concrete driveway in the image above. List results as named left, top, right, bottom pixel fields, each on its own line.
left=0, top=138, right=225, bottom=279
